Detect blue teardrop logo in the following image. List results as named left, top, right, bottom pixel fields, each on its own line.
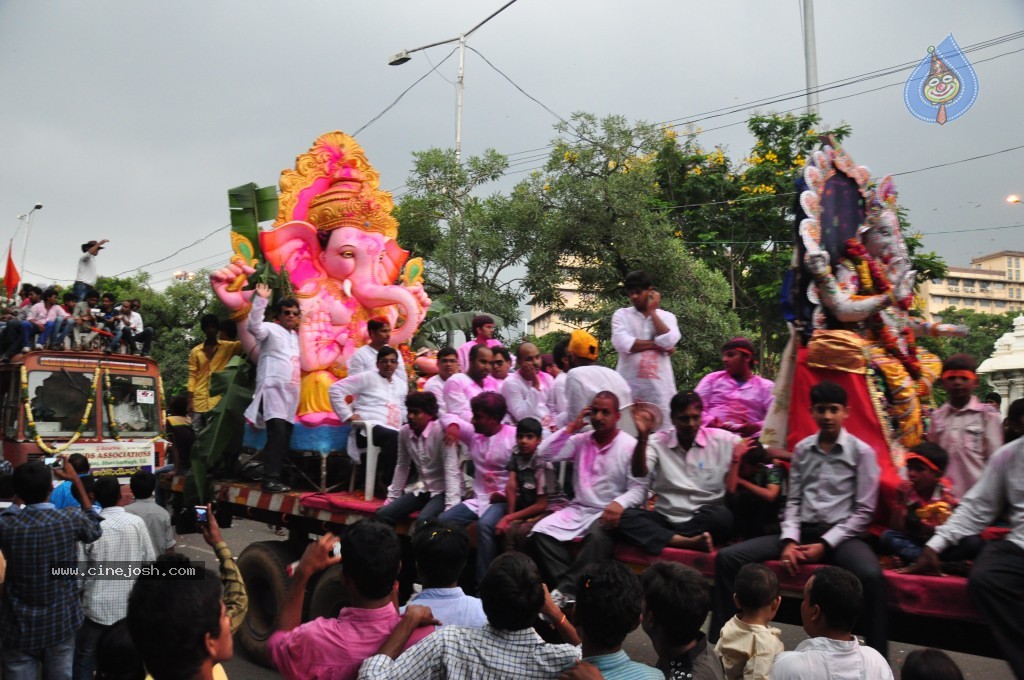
left=904, top=33, right=979, bottom=125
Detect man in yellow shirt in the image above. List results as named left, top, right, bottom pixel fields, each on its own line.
left=188, top=314, right=243, bottom=431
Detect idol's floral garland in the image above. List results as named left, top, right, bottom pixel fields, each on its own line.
left=22, top=366, right=166, bottom=453
left=22, top=365, right=99, bottom=454
left=844, top=239, right=922, bottom=380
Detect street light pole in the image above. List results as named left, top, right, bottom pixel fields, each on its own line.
left=802, top=0, right=820, bottom=114
left=389, top=0, right=520, bottom=162
left=16, top=204, right=43, bottom=276
left=455, top=35, right=466, bottom=161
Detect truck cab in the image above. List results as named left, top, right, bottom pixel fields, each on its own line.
left=0, top=349, right=165, bottom=472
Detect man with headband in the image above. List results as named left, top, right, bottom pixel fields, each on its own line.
left=928, top=353, right=1002, bottom=496
left=695, top=338, right=775, bottom=438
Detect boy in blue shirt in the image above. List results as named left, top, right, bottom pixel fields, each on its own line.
left=711, top=381, right=886, bottom=655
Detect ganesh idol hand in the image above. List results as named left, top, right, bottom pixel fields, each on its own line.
left=210, top=261, right=257, bottom=311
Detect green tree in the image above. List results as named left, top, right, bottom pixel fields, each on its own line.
left=521, top=113, right=741, bottom=385
left=917, top=307, right=1016, bottom=397
left=396, top=148, right=542, bottom=343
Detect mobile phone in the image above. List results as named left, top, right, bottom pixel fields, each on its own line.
left=43, top=457, right=58, bottom=467
left=195, top=505, right=209, bottom=525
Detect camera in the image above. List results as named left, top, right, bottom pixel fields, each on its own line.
left=194, top=505, right=208, bottom=525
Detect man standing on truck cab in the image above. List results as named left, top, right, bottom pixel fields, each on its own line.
left=246, top=283, right=301, bottom=494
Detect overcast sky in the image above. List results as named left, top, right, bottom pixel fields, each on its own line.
left=2, top=0, right=1022, bottom=293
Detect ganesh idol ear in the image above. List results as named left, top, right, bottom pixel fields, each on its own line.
left=259, top=221, right=326, bottom=288
left=380, top=239, right=410, bottom=283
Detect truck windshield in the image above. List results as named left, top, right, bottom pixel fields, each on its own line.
left=27, top=370, right=97, bottom=437
left=102, top=373, right=160, bottom=437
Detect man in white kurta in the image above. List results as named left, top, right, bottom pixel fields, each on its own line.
left=611, top=270, right=681, bottom=428
left=346, top=318, right=405, bottom=377
left=530, top=391, right=649, bottom=600
left=501, top=342, right=554, bottom=428
left=555, top=330, right=633, bottom=429
left=443, top=344, right=501, bottom=427
left=244, top=285, right=301, bottom=493
left=329, top=346, right=409, bottom=492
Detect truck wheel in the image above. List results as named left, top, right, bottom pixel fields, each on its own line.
left=235, top=541, right=300, bottom=667
left=307, top=564, right=351, bottom=621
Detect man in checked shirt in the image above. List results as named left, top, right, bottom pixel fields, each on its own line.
left=0, top=458, right=102, bottom=680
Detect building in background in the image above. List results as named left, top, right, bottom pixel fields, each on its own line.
left=918, top=250, right=1024, bottom=320
left=978, top=314, right=1024, bottom=417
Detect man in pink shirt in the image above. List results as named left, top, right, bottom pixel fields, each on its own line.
left=456, top=314, right=506, bottom=372
left=694, top=337, right=774, bottom=438
left=929, top=353, right=1003, bottom=496
left=268, top=520, right=432, bottom=680
left=443, top=344, right=501, bottom=427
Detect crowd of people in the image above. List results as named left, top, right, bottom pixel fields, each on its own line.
left=0, top=240, right=156, bottom=359
left=0, top=266, right=1021, bottom=679
left=220, top=268, right=1020, bottom=678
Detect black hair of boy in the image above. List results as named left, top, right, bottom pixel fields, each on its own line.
left=94, top=477, right=122, bottom=509
left=1009, top=398, right=1024, bottom=427
left=907, top=441, right=949, bottom=473
left=69, top=453, right=91, bottom=474
left=984, top=392, right=1002, bottom=407
left=640, top=562, right=709, bottom=645
left=375, top=346, right=398, bottom=362
left=740, top=442, right=768, bottom=467
left=271, top=297, right=301, bottom=317
left=492, top=346, right=511, bottom=363
left=624, top=270, right=653, bottom=290
left=575, top=561, right=643, bottom=650
left=130, top=470, right=157, bottom=500
left=0, top=474, right=14, bottom=501
left=470, top=392, right=507, bottom=423
left=95, top=618, right=146, bottom=680
left=478, top=552, right=545, bottom=631
left=941, top=353, right=978, bottom=373
left=406, top=391, right=439, bottom=418
left=342, top=519, right=401, bottom=600
left=809, top=565, right=862, bottom=633
left=471, top=315, right=494, bottom=334
left=13, top=461, right=53, bottom=504
left=669, top=390, right=703, bottom=415
left=436, top=346, right=458, bottom=361
left=734, top=563, right=779, bottom=610
left=552, top=339, right=569, bottom=369
left=127, top=558, right=224, bottom=680
left=412, top=520, right=470, bottom=587
left=901, top=648, right=964, bottom=680
left=516, top=417, right=543, bottom=439
left=169, top=395, right=189, bottom=418
left=810, top=380, right=847, bottom=407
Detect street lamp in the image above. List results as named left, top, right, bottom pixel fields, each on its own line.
left=15, top=203, right=43, bottom=274
left=388, top=0, right=520, bottom=162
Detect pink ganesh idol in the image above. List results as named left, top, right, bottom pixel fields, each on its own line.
left=211, top=132, right=430, bottom=426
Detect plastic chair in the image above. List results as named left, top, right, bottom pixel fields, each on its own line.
left=347, top=420, right=382, bottom=501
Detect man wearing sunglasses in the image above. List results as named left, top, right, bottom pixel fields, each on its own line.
left=245, top=284, right=302, bottom=493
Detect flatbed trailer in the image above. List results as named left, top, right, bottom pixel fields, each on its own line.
left=177, top=477, right=1002, bottom=667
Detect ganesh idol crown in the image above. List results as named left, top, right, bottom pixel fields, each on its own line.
left=211, top=131, right=431, bottom=426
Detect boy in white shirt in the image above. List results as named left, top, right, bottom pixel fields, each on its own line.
left=714, top=564, right=784, bottom=680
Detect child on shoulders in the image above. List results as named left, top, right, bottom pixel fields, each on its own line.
left=714, top=563, right=784, bottom=680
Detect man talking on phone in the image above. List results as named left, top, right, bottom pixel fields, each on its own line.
left=611, top=270, right=681, bottom=428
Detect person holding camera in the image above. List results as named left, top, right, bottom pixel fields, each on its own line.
left=611, top=270, right=680, bottom=428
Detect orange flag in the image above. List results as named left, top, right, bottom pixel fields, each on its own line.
left=4, top=242, right=20, bottom=298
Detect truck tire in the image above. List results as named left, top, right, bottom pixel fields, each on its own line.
left=235, top=541, right=299, bottom=667
left=307, top=564, right=351, bottom=621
